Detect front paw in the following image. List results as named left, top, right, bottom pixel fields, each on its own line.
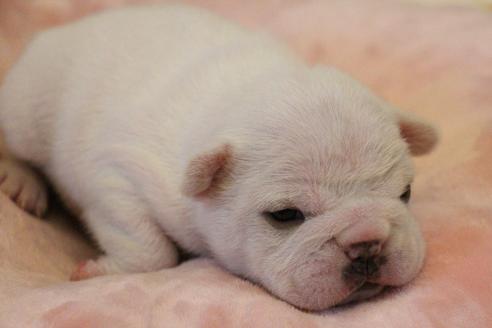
left=0, top=158, right=48, bottom=216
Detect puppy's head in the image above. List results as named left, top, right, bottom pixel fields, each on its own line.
left=182, top=69, right=437, bottom=311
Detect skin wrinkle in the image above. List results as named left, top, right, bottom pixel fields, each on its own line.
left=249, top=134, right=411, bottom=217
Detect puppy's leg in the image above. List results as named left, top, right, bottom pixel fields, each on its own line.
left=70, top=199, right=178, bottom=280
left=0, top=156, right=48, bottom=217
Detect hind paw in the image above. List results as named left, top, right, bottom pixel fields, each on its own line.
left=0, top=158, right=48, bottom=216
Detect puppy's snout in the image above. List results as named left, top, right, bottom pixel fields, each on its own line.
left=337, top=214, right=390, bottom=283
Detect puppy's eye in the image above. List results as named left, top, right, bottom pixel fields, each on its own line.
left=267, top=208, right=305, bottom=223
left=400, top=185, right=411, bottom=203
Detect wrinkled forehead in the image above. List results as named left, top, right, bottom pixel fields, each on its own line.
left=248, top=142, right=412, bottom=214
left=242, top=96, right=413, bottom=212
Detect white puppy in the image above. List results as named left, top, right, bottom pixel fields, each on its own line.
left=0, top=4, right=437, bottom=310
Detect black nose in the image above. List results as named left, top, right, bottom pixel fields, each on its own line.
left=342, top=242, right=387, bottom=281
left=344, top=256, right=381, bottom=279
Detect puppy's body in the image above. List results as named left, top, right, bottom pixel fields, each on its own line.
left=1, top=5, right=286, bottom=254
left=0, top=5, right=437, bottom=310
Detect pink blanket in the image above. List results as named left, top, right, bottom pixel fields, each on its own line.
left=1, top=0, right=491, bottom=327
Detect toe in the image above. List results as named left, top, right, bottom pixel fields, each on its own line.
left=0, top=159, right=48, bottom=217
left=34, top=191, right=48, bottom=217
left=20, top=178, right=48, bottom=216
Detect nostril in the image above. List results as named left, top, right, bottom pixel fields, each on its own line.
left=366, top=257, right=379, bottom=276
left=345, top=240, right=382, bottom=260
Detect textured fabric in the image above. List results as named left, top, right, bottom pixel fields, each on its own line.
left=0, top=1, right=491, bottom=327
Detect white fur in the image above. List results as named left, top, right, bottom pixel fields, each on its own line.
left=0, top=4, right=436, bottom=310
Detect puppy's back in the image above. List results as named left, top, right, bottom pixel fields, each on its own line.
left=0, top=4, right=287, bottom=166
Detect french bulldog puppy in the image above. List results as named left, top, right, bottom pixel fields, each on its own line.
left=0, top=4, right=437, bottom=310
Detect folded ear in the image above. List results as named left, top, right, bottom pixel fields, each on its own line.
left=182, top=144, right=233, bottom=198
left=397, top=112, right=438, bottom=156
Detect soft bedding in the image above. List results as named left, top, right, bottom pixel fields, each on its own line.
left=0, top=0, right=491, bottom=327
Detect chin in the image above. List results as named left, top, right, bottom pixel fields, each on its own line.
left=288, top=283, right=386, bottom=311
left=337, top=282, right=385, bottom=306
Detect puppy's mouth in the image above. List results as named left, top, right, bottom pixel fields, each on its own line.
left=338, top=282, right=385, bottom=306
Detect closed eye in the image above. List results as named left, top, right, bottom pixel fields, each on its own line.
left=400, top=184, right=411, bottom=203
left=265, top=208, right=305, bottom=223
